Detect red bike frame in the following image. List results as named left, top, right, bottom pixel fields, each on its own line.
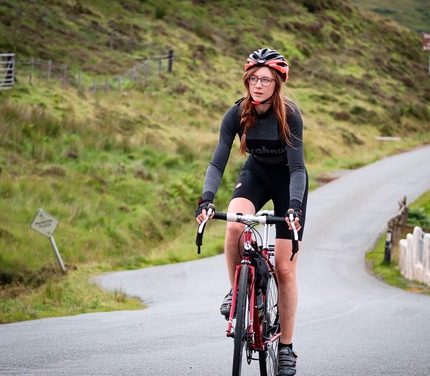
left=225, top=227, right=281, bottom=350
left=196, top=210, right=297, bottom=375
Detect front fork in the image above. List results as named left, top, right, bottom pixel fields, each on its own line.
left=226, top=261, right=254, bottom=337
left=226, top=230, right=262, bottom=349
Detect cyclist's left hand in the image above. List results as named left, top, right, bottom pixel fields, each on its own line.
left=285, top=208, right=302, bottom=232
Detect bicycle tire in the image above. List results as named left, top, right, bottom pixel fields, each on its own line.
left=259, top=274, right=280, bottom=376
left=232, top=263, right=249, bottom=376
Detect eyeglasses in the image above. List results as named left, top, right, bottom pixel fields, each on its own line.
left=248, top=75, right=275, bottom=87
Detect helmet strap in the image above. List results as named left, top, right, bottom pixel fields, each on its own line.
left=251, top=97, right=272, bottom=105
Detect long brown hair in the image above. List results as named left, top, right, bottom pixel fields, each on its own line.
left=239, top=67, right=295, bottom=154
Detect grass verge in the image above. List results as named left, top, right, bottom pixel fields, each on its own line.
left=0, top=264, right=145, bottom=324
left=366, top=191, right=430, bottom=295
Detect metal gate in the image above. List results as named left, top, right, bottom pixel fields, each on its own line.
left=0, top=53, right=15, bottom=90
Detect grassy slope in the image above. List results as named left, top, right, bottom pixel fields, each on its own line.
left=0, top=0, right=430, bottom=322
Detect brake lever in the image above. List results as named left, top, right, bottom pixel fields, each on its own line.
left=288, top=212, right=299, bottom=261
left=196, top=207, right=214, bottom=254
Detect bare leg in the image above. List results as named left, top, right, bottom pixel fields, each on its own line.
left=224, top=198, right=255, bottom=286
left=275, top=238, right=300, bottom=344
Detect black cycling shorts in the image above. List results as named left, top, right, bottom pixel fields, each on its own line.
left=231, top=156, right=308, bottom=240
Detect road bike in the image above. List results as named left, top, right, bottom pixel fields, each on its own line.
left=196, top=209, right=299, bottom=376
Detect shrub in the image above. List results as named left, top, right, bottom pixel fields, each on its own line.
left=408, top=208, right=430, bottom=228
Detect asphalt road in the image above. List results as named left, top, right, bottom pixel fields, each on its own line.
left=1, top=145, right=430, bottom=375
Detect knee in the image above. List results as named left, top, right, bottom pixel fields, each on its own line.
left=276, top=264, right=297, bottom=284
left=225, top=222, right=243, bottom=240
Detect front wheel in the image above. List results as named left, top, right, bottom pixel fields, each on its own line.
left=232, top=264, right=249, bottom=376
left=259, top=274, right=280, bottom=376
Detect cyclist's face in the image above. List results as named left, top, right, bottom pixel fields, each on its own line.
left=248, top=67, right=276, bottom=103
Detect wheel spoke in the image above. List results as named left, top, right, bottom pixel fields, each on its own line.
left=232, top=265, right=249, bottom=376
left=259, top=275, right=280, bottom=376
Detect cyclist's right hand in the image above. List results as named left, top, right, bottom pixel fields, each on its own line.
left=195, top=198, right=215, bottom=224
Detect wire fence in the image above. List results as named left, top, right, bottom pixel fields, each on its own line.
left=14, top=50, right=174, bottom=93
left=3, top=3, right=178, bottom=93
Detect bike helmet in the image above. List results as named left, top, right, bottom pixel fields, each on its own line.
left=245, top=48, right=289, bottom=82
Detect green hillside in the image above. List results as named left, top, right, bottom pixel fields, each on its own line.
left=351, top=0, right=430, bottom=32
left=1, top=0, right=429, bottom=322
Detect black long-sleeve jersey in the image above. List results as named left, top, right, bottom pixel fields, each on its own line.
left=202, top=100, right=307, bottom=208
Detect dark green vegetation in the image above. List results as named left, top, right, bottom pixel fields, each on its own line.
left=1, top=0, right=429, bottom=323
left=408, top=191, right=430, bottom=229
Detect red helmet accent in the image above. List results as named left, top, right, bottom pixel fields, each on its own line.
left=245, top=48, right=289, bottom=82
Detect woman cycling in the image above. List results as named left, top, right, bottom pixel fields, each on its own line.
left=195, top=48, right=308, bottom=376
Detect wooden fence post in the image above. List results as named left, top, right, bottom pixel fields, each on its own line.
left=167, top=49, right=174, bottom=73
left=388, top=197, right=409, bottom=262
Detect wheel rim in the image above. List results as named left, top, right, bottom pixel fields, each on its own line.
left=259, top=275, right=280, bottom=376
left=232, top=264, right=250, bottom=375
